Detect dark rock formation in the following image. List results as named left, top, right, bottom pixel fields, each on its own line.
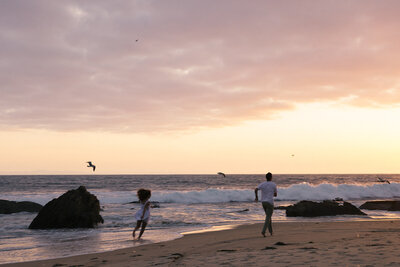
left=29, top=186, right=104, bottom=229
left=0, top=199, right=42, bottom=214
left=360, top=201, right=400, bottom=211
left=274, top=206, right=289, bottom=210
left=286, top=200, right=366, bottom=217
left=151, top=201, right=161, bottom=208
left=235, top=209, right=249, bottom=213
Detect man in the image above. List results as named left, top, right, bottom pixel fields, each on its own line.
left=255, top=172, right=277, bottom=237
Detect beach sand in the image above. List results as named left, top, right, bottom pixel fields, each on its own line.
left=3, top=220, right=400, bottom=267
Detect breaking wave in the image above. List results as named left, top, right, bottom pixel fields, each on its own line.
left=3, top=183, right=400, bottom=205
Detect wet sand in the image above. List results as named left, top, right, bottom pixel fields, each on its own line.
left=3, top=220, right=400, bottom=267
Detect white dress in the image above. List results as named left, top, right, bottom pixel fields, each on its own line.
left=134, top=200, right=150, bottom=222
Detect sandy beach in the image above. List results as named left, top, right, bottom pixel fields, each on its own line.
left=3, top=220, right=400, bottom=267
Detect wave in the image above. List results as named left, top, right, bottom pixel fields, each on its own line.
left=152, top=188, right=253, bottom=203
left=278, top=182, right=400, bottom=201
left=3, top=183, right=400, bottom=205
left=151, top=183, right=400, bottom=203
left=106, top=183, right=400, bottom=203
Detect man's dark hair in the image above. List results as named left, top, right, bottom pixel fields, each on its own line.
left=137, top=188, right=151, bottom=202
left=266, top=172, right=272, bottom=181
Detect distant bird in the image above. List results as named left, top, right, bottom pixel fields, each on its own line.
left=376, top=177, right=390, bottom=184
left=291, top=154, right=295, bottom=157
left=135, top=39, right=139, bottom=42
left=87, top=161, right=96, bottom=172
left=217, top=172, right=226, bottom=177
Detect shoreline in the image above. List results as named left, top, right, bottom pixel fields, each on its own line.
left=0, top=217, right=379, bottom=265
left=3, top=219, right=400, bottom=267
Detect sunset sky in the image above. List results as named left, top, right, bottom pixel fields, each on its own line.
left=1, top=0, right=400, bottom=174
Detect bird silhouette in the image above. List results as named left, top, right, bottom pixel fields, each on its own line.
left=87, top=161, right=96, bottom=172
left=376, top=177, right=390, bottom=184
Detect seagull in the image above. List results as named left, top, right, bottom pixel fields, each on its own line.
left=87, top=161, right=96, bottom=172
left=377, top=177, right=390, bottom=184
left=217, top=172, right=226, bottom=177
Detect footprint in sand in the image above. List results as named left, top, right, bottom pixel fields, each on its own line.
left=168, top=253, right=184, bottom=260
left=217, top=249, right=237, bottom=253
left=262, top=246, right=277, bottom=250
left=299, top=247, right=317, bottom=250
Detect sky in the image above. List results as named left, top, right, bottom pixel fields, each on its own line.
left=1, top=0, right=400, bottom=174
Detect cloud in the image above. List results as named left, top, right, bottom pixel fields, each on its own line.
left=1, top=0, right=400, bottom=132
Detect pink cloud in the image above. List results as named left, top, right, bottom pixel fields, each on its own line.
left=1, top=0, right=400, bottom=132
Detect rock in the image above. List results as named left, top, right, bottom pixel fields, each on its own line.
left=286, top=200, right=366, bottom=217
left=274, top=206, right=289, bottom=210
left=235, top=209, right=249, bottom=213
left=29, top=186, right=104, bottom=229
left=360, top=201, right=400, bottom=211
left=0, top=199, right=42, bottom=214
left=151, top=201, right=161, bottom=208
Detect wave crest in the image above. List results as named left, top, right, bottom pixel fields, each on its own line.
left=151, top=183, right=400, bottom=203
left=4, top=183, right=400, bottom=204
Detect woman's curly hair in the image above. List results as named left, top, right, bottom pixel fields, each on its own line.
left=137, top=188, right=151, bottom=202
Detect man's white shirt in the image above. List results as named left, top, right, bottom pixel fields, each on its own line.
left=257, top=181, right=277, bottom=205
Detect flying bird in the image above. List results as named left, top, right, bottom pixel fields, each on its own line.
left=87, top=161, right=96, bottom=172
left=376, top=177, right=390, bottom=184
left=217, top=172, right=226, bottom=177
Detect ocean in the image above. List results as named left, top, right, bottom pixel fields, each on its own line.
left=1, top=174, right=400, bottom=264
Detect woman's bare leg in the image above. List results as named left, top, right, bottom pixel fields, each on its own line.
left=133, top=220, right=142, bottom=239
left=138, top=221, right=148, bottom=240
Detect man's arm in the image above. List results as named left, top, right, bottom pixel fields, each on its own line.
left=254, top=188, right=259, bottom=202
left=274, top=186, right=277, bottom=197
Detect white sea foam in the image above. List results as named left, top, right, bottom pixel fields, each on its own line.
left=107, top=182, right=400, bottom=204
left=152, top=189, right=254, bottom=203
left=278, top=182, right=400, bottom=201
left=3, top=183, right=400, bottom=205
left=152, top=183, right=400, bottom=203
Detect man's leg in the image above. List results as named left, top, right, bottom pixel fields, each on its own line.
left=261, top=202, right=268, bottom=236
left=266, top=202, right=274, bottom=235
left=262, top=202, right=274, bottom=236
